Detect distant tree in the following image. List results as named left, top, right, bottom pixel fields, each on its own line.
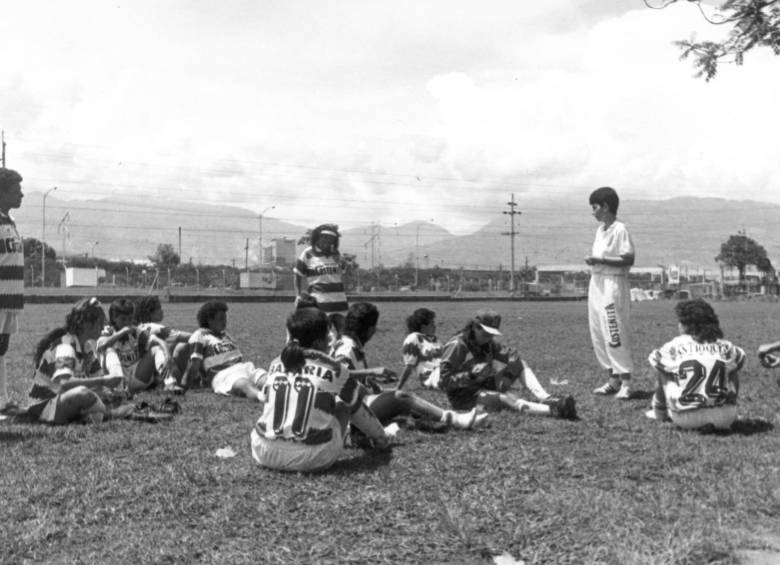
left=23, top=237, right=56, bottom=260
left=757, top=255, right=776, bottom=282
left=645, top=0, right=780, bottom=80
left=149, top=243, right=180, bottom=269
left=297, top=230, right=312, bottom=246
left=715, top=232, right=768, bottom=285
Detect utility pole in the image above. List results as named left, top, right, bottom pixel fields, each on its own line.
left=178, top=226, right=182, bottom=261
left=501, top=193, right=521, bottom=293
left=244, top=238, right=249, bottom=271
left=1, top=130, right=5, bottom=167
left=363, top=223, right=380, bottom=288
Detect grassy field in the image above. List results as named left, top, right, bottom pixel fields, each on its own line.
left=2, top=299, right=780, bottom=564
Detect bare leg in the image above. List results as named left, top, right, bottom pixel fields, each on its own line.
left=230, top=377, right=264, bottom=402
left=368, top=390, right=483, bottom=429
left=53, top=386, right=106, bottom=424
left=477, top=391, right=551, bottom=416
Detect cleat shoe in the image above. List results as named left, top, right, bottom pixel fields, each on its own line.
left=592, top=382, right=619, bottom=395
left=545, top=395, right=578, bottom=420
left=614, top=385, right=632, bottom=400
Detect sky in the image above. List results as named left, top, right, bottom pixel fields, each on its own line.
left=2, top=0, right=778, bottom=237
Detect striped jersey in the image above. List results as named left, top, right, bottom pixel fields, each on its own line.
left=591, top=220, right=634, bottom=276
left=254, top=349, right=363, bottom=445
left=30, top=333, right=103, bottom=400
left=97, top=325, right=145, bottom=375
left=648, top=334, right=745, bottom=409
left=294, top=246, right=348, bottom=314
left=402, top=332, right=442, bottom=386
left=331, top=334, right=368, bottom=371
left=0, top=212, right=23, bottom=310
left=188, top=328, right=244, bottom=381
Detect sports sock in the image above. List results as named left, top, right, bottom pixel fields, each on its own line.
left=153, top=347, right=168, bottom=375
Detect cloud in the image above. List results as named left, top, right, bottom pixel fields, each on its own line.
left=2, top=0, right=779, bottom=240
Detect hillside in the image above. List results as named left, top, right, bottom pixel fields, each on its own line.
left=13, top=194, right=780, bottom=270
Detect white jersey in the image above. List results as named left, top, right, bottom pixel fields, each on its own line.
left=648, top=334, right=745, bottom=410
left=591, top=220, right=634, bottom=277
left=402, top=332, right=442, bottom=389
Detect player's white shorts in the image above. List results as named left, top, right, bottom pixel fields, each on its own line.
left=664, top=382, right=738, bottom=430
left=211, top=362, right=267, bottom=396
left=250, top=426, right=345, bottom=472
left=0, top=311, right=19, bottom=335
left=668, top=404, right=737, bottom=430
left=419, top=367, right=441, bottom=390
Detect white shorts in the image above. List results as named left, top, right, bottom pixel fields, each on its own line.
left=211, top=362, right=267, bottom=396
left=419, top=366, right=441, bottom=390
left=0, top=311, right=19, bottom=335
left=669, top=404, right=738, bottom=430
left=250, top=427, right=345, bottom=472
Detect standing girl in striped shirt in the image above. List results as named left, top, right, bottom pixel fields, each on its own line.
left=0, top=168, right=24, bottom=415
left=294, top=224, right=348, bottom=338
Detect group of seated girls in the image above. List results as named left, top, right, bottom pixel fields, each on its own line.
left=15, top=292, right=758, bottom=473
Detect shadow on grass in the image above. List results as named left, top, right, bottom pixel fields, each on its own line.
left=628, top=389, right=655, bottom=400
left=727, top=417, right=774, bottom=436
left=694, top=417, right=775, bottom=436
left=330, top=448, right=393, bottom=475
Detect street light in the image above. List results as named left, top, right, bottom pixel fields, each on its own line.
left=89, top=241, right=99, bottom=258
left=41, top=186, right=57, bottom=287
left=415, top=219, right=435, bottom=289
left=258, top=206, right=275, bottom=266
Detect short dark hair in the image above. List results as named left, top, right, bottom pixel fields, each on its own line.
left=134, top=295, right=161, bottom=323
left=406, top=308, right=435, bottom=333
left=675, top=298, right=723, bottom=343
left=0, top=168, right=22, bottom=192
left=282, top=307, right=330, bottom=373
left=197, top=301, right=228, bottom=329
left=108, top=298, right=135, bottom=327
left=589, top=186, right=620, bottom=215
left=344, top=302, right=379, bottom=345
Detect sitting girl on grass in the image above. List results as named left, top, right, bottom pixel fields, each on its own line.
left=96, top=298, right=170, bottom=393
left=133, top=295, right=192, bottom=389
left=439, top=308, right=577, bottom=420
left=646, top=298, right=745, bottom=430
left=26, top=297, right=132, bottom=424
left=180, top=301, right=266, bottom=400
left=396, top=308, right=443, bottom=391
left=332, top=302, right=486, bottom=431
left=251, top=305, right=390, bottom=472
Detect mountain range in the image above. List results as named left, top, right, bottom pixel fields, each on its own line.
left=12, top=194, right=780, bottom=271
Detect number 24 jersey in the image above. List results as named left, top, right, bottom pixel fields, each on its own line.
left=648, top=334, right=745, bottom=409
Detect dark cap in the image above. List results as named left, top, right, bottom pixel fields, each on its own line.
left=474, top=308, right=502, bottom=336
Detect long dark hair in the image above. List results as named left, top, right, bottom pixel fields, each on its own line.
left=343, top=302, right=379, bottom=345
left=34, top=298, right=106, bottom=366
left=281, top=307, right=329, bottom=373
left=676, top=298, right=723, bottom=343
